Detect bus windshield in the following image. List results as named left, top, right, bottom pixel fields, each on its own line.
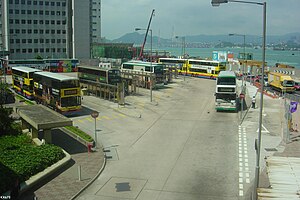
left=60, top=80, right=80, bottom=89
left=217, top=77, right=236, bottom=85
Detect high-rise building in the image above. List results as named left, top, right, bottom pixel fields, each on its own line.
left=0, top=0, right=101, bottom=60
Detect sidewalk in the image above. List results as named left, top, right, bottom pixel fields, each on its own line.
left=19, top=129, right=105, bottom=200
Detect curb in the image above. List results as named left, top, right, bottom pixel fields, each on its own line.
left=70, top=150, right=107, bottom=200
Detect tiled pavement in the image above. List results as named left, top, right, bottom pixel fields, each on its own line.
left=19, top=129, right=105, bottom=200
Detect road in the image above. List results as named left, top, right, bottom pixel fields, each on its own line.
left=72, top=77, right=244, bottom=200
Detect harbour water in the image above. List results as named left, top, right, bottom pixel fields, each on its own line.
left=156, top=47, right=300, bottom=69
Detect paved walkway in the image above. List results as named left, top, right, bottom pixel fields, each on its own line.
left=19, top=129, right=105, bottom=200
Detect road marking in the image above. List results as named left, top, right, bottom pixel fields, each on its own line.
left=78, top=119, right=84, bottom=123
left=102, top=116, right=110, bottom=120
left=118, top=113, right=126, bottom=117
left=256, top=124, right=270, bottom=133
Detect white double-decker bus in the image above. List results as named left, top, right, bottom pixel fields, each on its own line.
left=215, top=71, right=237, bottom=111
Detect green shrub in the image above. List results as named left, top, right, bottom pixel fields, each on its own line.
left=65, top=126, right=94, bottom=142
left=0, top=134, right=65, bottom=194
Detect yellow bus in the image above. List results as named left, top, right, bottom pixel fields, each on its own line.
left=158, top=57, right=188, bottom=72
left=33, top=71, right=81, bottom=114
left=12, top=67, right=42, bottom=99
left=186, top=59, right=226, bottom=79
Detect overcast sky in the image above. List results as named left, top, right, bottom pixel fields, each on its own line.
left=101, top=0, right=300, bottom=40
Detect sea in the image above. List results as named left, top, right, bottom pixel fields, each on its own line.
left=155, top=47, right=300, bottom=69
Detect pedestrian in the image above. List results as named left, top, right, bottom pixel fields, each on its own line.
left=252, top=96, right=256, bottom=109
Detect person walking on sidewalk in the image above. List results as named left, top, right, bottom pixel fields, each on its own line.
left=252, top=96, right=256, bottom=109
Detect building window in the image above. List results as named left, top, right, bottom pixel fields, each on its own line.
left=62, top=11, right=66, bottom=16
left=39, top=20, right=43, bottom=24
left=33, top=1, right=37, bottom=5
left=45, top=20, right=49, bottom=24
left=16, top=39, right=20, bottom=43
left=15, top=10, right=19, bottom=14
left=27, top=10, right=32, bottom=14
left=34, top=39, right=38, bottom=43
left=45, top=30, right=50, bottom=34
left=52, top=48, right=55, bottom=53
left=57, top=39, right=61, bottom=43
left=28, top=39, right=32, bottom=43
left=57, top=30, right=61, bottom=34
left=40, top=48, right=44, bottom=53
left=57, top=21, right=61, bottom=25
left=34, top=29, right=38, bottom=34
left=51, top=2, right=54, bottom=6
left=28, top=30, right=32, bottom=34
left=15, top=29, right=20, bottom=34
left=33, top=20, right=38, bottom=24
left=39, top=1, right=43, bottom=5
left=57, top=48, right=61, bottom=53
left=62, top=30, right=66, bottom=34
left=10, top=49, right=14, bottom=53
left=51, top=20, right=55, bottom=25
left=22, top=29, right=26, bottom=33
left=62, top=39, right=66, bottom=43
left=46, top=39, right=50, bottom=43
left=10, top=39, right=14, bottom=43
left=62, top=20, right=66, bottom=25
left=45, top=11, right=49, bottom=15
left=51, top=30, right=55, bottom=34
left=46, top=48, right=50, bottom=52
left=22, top=39, right=26, bottom=43
left=15, top=0, right=19, bottom=4
left=9, top=19, right=13, bottom=24
left=21, top=19, right=26, bottom=24
left=9, top=9, right=13, bottom=14
left=21, top=0, right=25, bottom=4
left=28, top=49, right=32, bottom=53
left=39, top=10, right=43, bottom=15
left=56, top=2, right=60, bottom=6
left=39, top=30, right=44, bottom=34
left=62, top=2, right=66, bottom=6
left=27, top=20, right=32, bottom=24
left=56, top=11, right=60, bottom=15
left=16, top=49, right=21, bottom=53
left=51, top=39, right=55, bottom=43
left=21, top=10, right=26, bottom=14
left=40, top=39, right=44, bottom=43
left=63, top=48, right=66, bottom=52
left=27, top=0, right=31, bottom=5
left=45, top=1, right=49, bottom=6
left=34, top=48, right=38, bottom=53
left=15, top=19, right=20, bottom=24
left=33, top=10, right=38, bottom=15
left=51, top=11, right=55, bottom=15
left=10, top=29, right=14, bottom=34
left=9, top=0, right=13, bottom=4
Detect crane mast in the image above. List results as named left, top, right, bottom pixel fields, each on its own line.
left=139, top=9, right=155, bottom=60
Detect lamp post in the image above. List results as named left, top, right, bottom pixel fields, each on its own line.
left=175, top=36, right=186, bottom=81
left=135, top=28, right=153, bottom=102
left=212, top=1, right=266, bottom=199
left=229, top=33, right=246, bottom=119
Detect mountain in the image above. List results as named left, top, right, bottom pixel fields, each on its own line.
left=110, top=32, right=300, bottom=48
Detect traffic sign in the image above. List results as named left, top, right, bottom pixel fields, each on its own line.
left=91, top=111, right=99, bottom=118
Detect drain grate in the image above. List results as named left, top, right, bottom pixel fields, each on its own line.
left=115, top=182, right=131, bottom=192
left=265, top=148, right=278, bottom=152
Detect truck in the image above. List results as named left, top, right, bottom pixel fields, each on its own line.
left=268, top=72, right=295, bottom=93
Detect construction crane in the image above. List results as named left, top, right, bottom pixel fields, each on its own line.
left=138, top=9, right=155, bottom=60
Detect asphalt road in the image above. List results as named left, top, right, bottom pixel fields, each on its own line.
left=73, top=77, right=243, bottom=200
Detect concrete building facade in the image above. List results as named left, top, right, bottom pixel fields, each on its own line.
left=0, top=0, right=101, bottom=60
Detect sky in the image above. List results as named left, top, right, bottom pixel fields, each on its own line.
left=101, top=0, right=300, bottom=40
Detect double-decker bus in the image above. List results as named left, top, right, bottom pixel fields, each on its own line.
left=158, top=57, right=187, bottom=72
left=8, top=59, right=46, bottom=74
left=33, top=72, right=81, bottom=114
left=187, top=59, right=226, bottom=79
left=121, top=60, right=165, bottom=88
left=215, top=71, right=237, bottom=111
left=45, top=59, right=79, bottom=72
left=77, top=66, right=121, bottom=85
left=12, top=67, right=42, bottom=99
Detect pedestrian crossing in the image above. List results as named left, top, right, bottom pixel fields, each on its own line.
left=72, top=113, right=126, bottom=123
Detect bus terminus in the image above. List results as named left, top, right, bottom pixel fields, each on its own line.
left=77, top=66, right=121, bottom=85
left=215, top=71, right=237, bottom=111
left=33, top=72, right=81, bottom=114
left=12, top=67, right=42, bottom=99
left=121, top=60, right=165, bottom=88
left=187, top=59, right=226, bottom=79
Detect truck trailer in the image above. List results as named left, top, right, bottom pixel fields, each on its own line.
left=268, top=72, right=295, bottom=93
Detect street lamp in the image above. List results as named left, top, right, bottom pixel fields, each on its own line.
left=212, top=1, right=266, bottom=199
left=229, top=33, right=246, bottom=119
left=175, top=36, right=186, bottom=80
left=135, top=28, right=153, bottom=102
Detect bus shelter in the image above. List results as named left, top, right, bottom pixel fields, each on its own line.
left=15, top=104, right=72, bottom=143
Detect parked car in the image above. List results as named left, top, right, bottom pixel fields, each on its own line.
left=294, top=81, right=300, bottom=90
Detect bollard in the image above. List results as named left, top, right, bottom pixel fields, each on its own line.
left=78, top=165, right=81, bottom=181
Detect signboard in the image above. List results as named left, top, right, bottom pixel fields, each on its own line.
left=212, top=51, right=228, bottom=62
